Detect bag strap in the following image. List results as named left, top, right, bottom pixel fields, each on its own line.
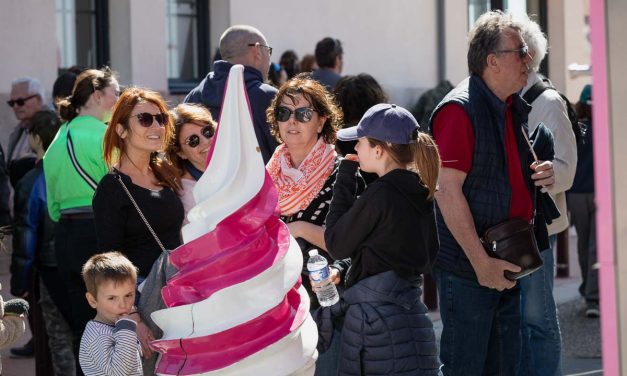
left=522, top=80, right=551, bottom=105
left=66, top=122, right=98, bottom=191
left=520, top=127, right=539, bottom=225
left=115, top=173, right=168, bottom=254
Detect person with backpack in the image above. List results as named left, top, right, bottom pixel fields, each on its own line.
left=516, top=14, right=578, bottom=376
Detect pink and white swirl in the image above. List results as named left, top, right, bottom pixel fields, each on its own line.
left=150, top=65, right=317, bottom=375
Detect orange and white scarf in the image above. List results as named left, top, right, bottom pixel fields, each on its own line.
left=266, top=138, right=337, bottom=216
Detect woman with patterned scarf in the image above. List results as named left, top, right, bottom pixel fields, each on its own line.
left=266, top=74, right=364, bottom=375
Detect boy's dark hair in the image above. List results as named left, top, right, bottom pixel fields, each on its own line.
left=82, top=252, right=138, bottom=297
left=315, top=37, right=343, bottom=68
left=29, top=110, right=62, bottom=151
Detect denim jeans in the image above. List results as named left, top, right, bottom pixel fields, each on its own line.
left=519, top=235, right=562, bottom=376
left=434, top=267, right=521, bottom=376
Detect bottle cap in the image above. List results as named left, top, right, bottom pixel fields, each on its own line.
left=308, top=249, right=318, bottom=257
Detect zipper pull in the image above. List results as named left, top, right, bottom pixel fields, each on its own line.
left=492, top=241, right=497, bottom=253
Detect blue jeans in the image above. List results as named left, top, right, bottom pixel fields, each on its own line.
left=519, top=235, right=562, bottom=376
left=434, top=267, right=521, bottom=376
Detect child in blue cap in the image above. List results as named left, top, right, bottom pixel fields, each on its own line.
left=320, top=103, right=441, bottom=375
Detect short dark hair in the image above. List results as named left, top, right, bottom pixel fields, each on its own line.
left=29, top=110, right=62, bottom=151
left=82, top=252, right=138, bottom=298
left=467, top=10, right=519, bottom=76
left=315, top=37, right=343, bottom=68
left=52, top=66, right=85, bottom=102
left=333, top=74, right=388, bottom=126
left=279, top=50, right=299, bottom=79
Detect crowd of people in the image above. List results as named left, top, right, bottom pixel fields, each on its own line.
left=0, top=9, right=597, bottom=376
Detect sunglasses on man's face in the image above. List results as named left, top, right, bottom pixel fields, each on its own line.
left=7, top=94, right=39, bottom=108
left=495, top=44, right=529, bottom=59
left=185, top=125, right=215, bottom=148
left=133, top=112, right=168, bottom=127
left=276, top=106, right=316, bottom=123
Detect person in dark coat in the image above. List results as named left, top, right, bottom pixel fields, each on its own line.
left=320, top=103, right=442, bottom=375
left=184, top=25, right=278, bottom=163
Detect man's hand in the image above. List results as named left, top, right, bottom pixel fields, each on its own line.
left=472, top=256, right=521, bottom=291
left=530, top=160, right=554, bottom=192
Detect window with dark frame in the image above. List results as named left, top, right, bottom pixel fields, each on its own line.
left=56, top=0, right=109, bottom=71
left=166, top=0, right=210, bottom=94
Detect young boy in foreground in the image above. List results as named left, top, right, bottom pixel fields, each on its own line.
left=79, top=252, right=143, bottom=376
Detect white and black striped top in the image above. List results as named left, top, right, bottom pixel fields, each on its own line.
left=79, top=319, right=143, bottom=376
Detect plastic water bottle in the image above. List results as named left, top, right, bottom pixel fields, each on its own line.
left=307, top=249, right=340, bottom=307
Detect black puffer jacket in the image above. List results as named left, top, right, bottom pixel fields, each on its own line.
left=314, top=271, right=440, bottom=375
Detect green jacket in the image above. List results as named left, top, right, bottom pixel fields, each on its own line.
left=43, top=115, right=108, bottom=221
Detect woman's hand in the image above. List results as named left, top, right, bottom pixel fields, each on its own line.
left=308, top=267, right=341, bottom=290
left=328, top=267, right=341, bottom=285
left=136, top=320, right=155, bottom=358
left=344, top=154, right=359, bottom=162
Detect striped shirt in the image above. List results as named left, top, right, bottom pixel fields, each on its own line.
left=79, top=319, right=143, bottom=376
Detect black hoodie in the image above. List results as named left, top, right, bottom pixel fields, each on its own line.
left=184, top=60, right=279, bottom=163
left=325, top=160, right=439, bottom=287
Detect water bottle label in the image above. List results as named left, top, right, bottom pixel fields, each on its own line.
left=310, top=267, right=329, bottom=282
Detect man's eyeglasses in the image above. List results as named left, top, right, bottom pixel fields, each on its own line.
left=248, top=43, right=273, bottom=56
left=133, top=112, right=168, bottom=127
left=495, top=44, right=529, bottom=59
left=7, top=94, right=39, bottom=108
left=185, top=125, right=215, bottom=148
left=276, top=106, right=316, bottom=123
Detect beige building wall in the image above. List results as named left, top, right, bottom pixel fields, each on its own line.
left=547, top=0, right=591, bottom=101
left=226, top=0, right=439, bottom=108
left=0, top=0, right=58, bottom=149
left=444, top=0, right=469, bottom=85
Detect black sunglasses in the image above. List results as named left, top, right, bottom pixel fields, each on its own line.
left=276, top=106, right=316, bottom=123
left=495, top=44, right=529, bottom=59
left=7, top=94, right=39, bottom=108
left=185, top=125, right=215, bottom=148
left=133, top=112, right=167, bottom=127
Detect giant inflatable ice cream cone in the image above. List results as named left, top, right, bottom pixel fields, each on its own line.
left=150, top=65, right=318, bottom=375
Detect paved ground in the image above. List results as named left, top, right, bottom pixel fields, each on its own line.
left=0, top=229, right=603, bottom=375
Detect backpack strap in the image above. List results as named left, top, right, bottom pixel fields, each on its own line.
left=522, top=80, right=551, bottom=104
left=66, top=124, right=98, bottom=190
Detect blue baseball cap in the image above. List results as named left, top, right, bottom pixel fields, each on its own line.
left=337, top=103, right=419, bottom=144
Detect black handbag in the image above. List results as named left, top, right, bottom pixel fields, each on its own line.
left=481, top=218, right=543, bottom=280
left=480, top=127, right=545, bottom=281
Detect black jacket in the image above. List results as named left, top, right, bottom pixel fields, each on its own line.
left=313, top=271, right=440, bottom=375
left=10, top=162, right=56, bottom=296
left=184, top=60, right=278, bottom=163
left=325, top=160, right=439, bottom=287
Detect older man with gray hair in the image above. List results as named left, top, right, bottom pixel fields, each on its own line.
left=516, top=14, right=577, bottom=376
left=429, top=11, right=556, bottom=375
left=184, top=25, right=278, bottom=163
left=6, top=77, right=45, bottom=186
